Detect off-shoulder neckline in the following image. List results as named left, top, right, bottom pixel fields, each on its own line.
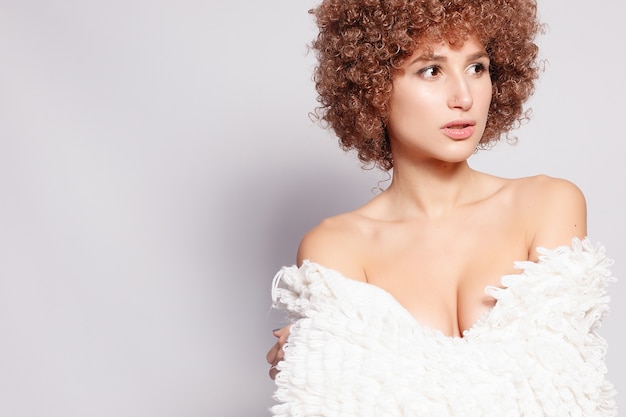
left=289, top=237, right=597, bottom=340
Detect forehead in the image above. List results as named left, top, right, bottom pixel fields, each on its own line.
left=408, top=36, right=487, bottom=60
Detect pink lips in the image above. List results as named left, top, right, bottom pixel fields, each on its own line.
left=441, top=120, right=476, bottom=140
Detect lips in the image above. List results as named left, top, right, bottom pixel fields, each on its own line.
left=441, top=120, right=476, bottom=140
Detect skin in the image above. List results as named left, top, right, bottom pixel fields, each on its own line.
left=267, top=38, right=587, bottom=379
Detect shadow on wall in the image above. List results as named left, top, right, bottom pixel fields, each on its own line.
left=267, top=166, right=382, bottom=271
left=208, top=152, right=384, bottom=416
left=213, top=152, right=383, bottom=277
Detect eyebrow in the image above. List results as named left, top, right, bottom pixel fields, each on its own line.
left=409, top=51, right=489, bottom=66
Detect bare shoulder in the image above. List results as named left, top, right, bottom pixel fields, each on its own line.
left=512, top=174, right=585, bottom=205
left=514, top=175, right=587, bottom=259
left=296, top=211, right=369, bottom=281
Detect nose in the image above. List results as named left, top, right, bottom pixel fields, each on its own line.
left=447, top=76, right=473, bottom=111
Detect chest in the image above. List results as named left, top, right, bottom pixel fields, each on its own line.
left=362, top=219, right=528, bottom=336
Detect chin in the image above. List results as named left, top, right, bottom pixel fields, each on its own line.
left=438, top=143, right=480, bottom=162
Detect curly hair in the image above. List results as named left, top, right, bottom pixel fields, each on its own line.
left=309, top=0, right=542, bottom=170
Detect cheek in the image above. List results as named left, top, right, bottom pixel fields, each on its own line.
left=389, top=89, right=437, bottom=122
left=479, top=81, right=493, bottom=108
left=387, top=96, right=434, bottom=139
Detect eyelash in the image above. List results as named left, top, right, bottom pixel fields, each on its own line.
left=417, top=63, right=489, bottom=79
left=417, top=66, right=442, bottom=79
left=469, top=63, right=488, bottom=75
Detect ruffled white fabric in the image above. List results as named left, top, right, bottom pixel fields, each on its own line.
left=270, top=238, right=617, bottom=417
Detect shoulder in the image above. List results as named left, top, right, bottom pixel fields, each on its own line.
left=511, top=175, right=585, bottom=207
left=514, top=175, right=587, bottom=259
left=296, top=212, right=369, bottom=281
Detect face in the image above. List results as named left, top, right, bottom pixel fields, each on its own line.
left=386, top=37, right=492, bottom=165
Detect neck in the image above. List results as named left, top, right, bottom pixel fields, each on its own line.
left=384, top=160, right=480, bottom=220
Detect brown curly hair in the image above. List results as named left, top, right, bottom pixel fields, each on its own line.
left=309, top=0, right=542, bottom=170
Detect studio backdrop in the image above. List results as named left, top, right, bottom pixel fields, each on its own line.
left=0, top=0, right=624, bottom=416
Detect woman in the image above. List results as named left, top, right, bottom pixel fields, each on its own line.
left=267, top=0, right=616, bottom=415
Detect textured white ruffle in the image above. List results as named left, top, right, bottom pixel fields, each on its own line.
left=270, top=238, right=617, bottom=417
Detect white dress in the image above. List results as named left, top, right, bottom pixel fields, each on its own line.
left=270, top=238, right=617, bottom=416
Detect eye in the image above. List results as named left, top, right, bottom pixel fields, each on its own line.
left=417, top=65, right=442, bottom=80
left=468, top=62, right=488, bottom=76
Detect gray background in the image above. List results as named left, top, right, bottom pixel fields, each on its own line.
left=0, top=0, right=623, bottom=416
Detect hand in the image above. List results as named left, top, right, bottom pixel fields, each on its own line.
left=266, top=325, right=290, bottom=380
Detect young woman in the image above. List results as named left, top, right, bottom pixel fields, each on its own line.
left=267, top=0, right=616, bottom=415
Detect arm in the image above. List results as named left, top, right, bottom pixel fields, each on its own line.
left=527, top=176, right=587, bottom=261
left=266, top=215, right=365, bottom=379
